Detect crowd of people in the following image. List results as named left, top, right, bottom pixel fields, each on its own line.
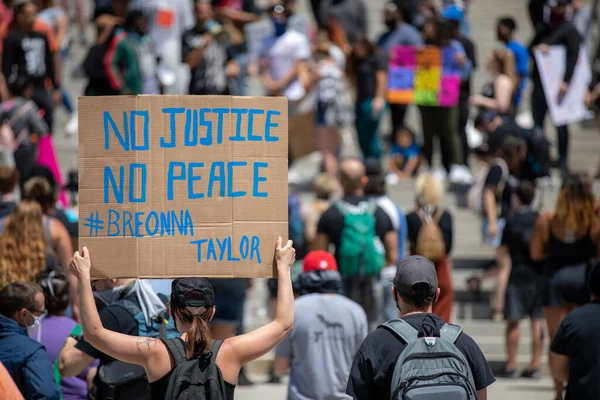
left=0, top=0, right=600, bottom=399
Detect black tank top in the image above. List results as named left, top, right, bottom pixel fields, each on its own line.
left=546, top=226, right=596, bottom=271
left=481, top=80, right=495, bottom=100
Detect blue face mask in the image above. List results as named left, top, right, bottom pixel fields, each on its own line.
left=273, top=19, right=287, bottom=37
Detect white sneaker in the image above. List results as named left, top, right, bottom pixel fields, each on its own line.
left=65, top=114, right=78, bottom=136
left=431, top=167, right=447, bottom=182
left=449, top=164, right=473, bottom=185
left=385, top=173, right=400, bottom=186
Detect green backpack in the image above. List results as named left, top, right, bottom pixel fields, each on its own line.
left=335, top=200, right=386, bottom=277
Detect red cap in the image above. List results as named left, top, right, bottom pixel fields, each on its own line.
left=303, top=251, right=338, bottom=272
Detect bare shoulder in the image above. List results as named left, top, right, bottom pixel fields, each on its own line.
left=139, top=337, right=172, bottom=380
left=536, top=211, right=553, bottom=227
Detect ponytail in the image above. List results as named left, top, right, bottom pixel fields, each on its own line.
left=182, top=307, right=213, bottom=359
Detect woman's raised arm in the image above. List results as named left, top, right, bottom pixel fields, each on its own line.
left=217, top=237, right=295, bottom=383
left=69, top=248, right=167, bottom=380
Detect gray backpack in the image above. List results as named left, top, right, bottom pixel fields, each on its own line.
left=380, top=319, right=477, bottom=400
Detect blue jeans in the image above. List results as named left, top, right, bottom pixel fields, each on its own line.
left=482, top=217, right=506, bottom=248
left=355, top=98, right=383, bottom=160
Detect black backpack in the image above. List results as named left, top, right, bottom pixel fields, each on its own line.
left=162, top=338, right=227, bottom=400
left=93, top=300, right=179, bottom=400
left=521, top=126, right=550, bottom=180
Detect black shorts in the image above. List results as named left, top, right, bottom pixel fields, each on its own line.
left=505, top=280, right=543, bottom=321
left=543, top=263, right=591, bottom=307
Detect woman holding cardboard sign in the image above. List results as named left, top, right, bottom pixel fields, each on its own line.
left=69, top=237, right=296, bottom=399
left=418, top=18, right=472, bottom=174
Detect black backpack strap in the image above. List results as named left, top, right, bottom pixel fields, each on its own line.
left=210, top=340, right=223, bottom=362
left=378, top=319, right=419, bottom=344
left=163, top=337, right=187, bottom=366
left=440, top=323, right=463, bottom=343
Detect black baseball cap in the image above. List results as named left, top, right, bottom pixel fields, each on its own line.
left=391, top=256, right=438, bottom=296
left=170, top=278, right=214, bottom=308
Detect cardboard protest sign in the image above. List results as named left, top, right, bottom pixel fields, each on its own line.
left=387, top=45, right=461, bottom=107
left=535, top=45, right=593, bottom=126
left=79, top=95, right=288, bottom=279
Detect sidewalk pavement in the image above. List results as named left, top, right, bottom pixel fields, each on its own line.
left=237, top=375, right=555, bottom=400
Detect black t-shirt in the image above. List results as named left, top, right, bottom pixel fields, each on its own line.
left=458, top=35, right=476, bottom=102
left=346, top=313, right=496, bottom=399
left=484, top=162, right=512, bottom=219
left=181, top=26, right=233, bottom=95
left=406, top=209, right=453, bottom=255
left=317, top=195, right=394, bottom=261
left=2, top=29, right=55, bottom=87
left=75, top=294, right=139, bottom=365
left=354, top=53, right=387, bottom=101
left=551, top=302, right=600, bottom=400
left=501, top=207, right=540, bottom=281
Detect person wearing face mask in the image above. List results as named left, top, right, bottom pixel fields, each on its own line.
left=0, top=281, right=60, bottom=399
left=182, top=0, right=241, bottom=96
left=259, top=3, right=311, bottom=102
left=377, top=2, right=422, bottom=53
left=376, top=1, right=422, bottom=134
left=35, top=271, right=97, bottom=400
left=58, top=278, right=174, bottom=400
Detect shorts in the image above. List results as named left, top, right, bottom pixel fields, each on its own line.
left=543, top=263, right=591, bottom=307
left=481, top=217, right=506, bottom=248
left=211, top=291, right=245, bottom=326
left=505, top=280, right=543, bottom=321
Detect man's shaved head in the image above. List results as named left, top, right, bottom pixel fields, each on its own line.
left=340, top=158, right=367, bottom=194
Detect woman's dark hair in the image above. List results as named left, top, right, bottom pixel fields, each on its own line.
left=172, top=291, right=214, bottom=359
left=348, top=35, right=378, bottom=85
left=434, top=18, right=453, bottom=47
left=555, top=172, right=596, bottom=232
left=352, top=35, right=377, bottom=57
left=8, top=74, right=33, bottom=98
left=38, top=270, right=69, bottom=315
left=23, top=177, right=55, bottom=213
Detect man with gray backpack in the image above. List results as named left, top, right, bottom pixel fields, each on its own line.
left=346, top=256, right=495, bottom=400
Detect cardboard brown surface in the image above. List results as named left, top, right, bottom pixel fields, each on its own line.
left=79, top=95, right=288, bottom=278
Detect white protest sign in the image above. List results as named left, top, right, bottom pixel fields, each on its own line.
left=535, top=45, right=592, bottom=126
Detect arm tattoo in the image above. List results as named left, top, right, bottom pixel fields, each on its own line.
left=136, top=337, right=158, bottom=353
